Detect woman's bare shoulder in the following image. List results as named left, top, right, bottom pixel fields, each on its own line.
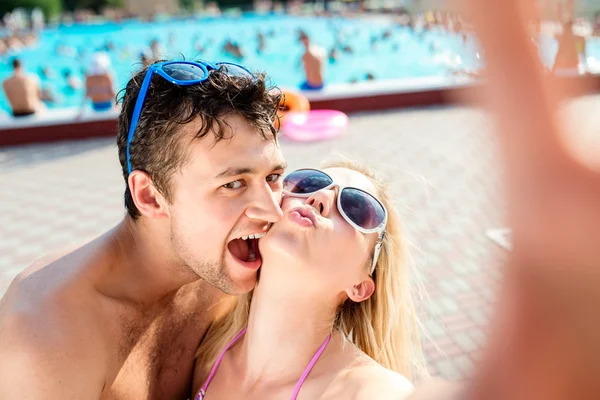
left=322, top=355, right=414, bottom=400
left=348, top=363, right=414, bottom=400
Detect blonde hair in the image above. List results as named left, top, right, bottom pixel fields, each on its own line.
left=196, top=158, right=426, bottom=381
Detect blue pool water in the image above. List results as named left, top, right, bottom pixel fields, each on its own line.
left=0, top=14, right=483, bottom=113
left=3, top=14, right=600, bottom=114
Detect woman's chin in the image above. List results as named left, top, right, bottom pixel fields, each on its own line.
left=259, top=230, right=305, bottom=267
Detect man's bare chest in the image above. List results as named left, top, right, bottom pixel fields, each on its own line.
left=101, top=299, right=215, bottom=400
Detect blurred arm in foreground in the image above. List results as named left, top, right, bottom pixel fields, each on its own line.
left=409, top=1, right=600, bottom=399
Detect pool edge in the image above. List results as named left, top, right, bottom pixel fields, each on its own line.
left=1, top=74, right=599, bottom=147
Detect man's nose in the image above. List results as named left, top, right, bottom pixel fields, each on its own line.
left=245, top=184, right=284, bottom=223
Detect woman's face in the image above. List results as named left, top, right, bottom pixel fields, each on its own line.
left=259, top=167, right=381, bottom=301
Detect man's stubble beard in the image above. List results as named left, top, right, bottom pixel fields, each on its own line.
left=169, top=224, right=235, bottom=293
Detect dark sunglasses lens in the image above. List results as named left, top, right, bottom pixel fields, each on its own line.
left=340, top=188, right=386, bottom=230
left=162, top=63, right=208, bottom=81
left=283, top=170, right=333, bottom=194
left=216, top=63, right=255, bottom=79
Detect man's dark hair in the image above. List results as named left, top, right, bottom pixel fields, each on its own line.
left=116, top=61, right=282, bottom=219
left=12, top=58, right=21, bottom=69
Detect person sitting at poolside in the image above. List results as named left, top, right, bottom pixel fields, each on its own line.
left=594, top=12, right=600, bottom=36
left=80, top=52, right=116, bottom=115
left=193, top=161, right=423, bottom=399
left=1, top=57, right=44, bottom=117
left=553, top=20, right=587, bottom=75
left=298, top=31, right=326, bottom=91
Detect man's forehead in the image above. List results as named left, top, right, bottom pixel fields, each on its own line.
left=185, top=129, right=285, bottom=177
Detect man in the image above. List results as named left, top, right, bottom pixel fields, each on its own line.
left=2, top=58, right=43, bottom=117
left=299, top=31, right=326, bottom=90
left=0, top=62, right=286, bottom=399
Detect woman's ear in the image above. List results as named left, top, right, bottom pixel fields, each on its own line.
left=346, top=277, right=375, bottom=303
left=128, top=170, right=170, bottom=219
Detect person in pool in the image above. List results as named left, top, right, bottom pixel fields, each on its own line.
left=193, top=160, right=424, bottom=399
left=299, top=31, right=326, bottom=91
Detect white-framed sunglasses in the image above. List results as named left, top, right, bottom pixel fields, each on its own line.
left=282, top=168, right=388, bottom=274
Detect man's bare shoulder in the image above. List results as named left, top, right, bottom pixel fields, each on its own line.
left=0, top=283, right=107, bottom=397
left=0, top=246, right=110, bottom=397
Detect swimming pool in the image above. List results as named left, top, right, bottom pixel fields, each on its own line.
left=2, top=13, right=600, bottom=115
left=0, top=13, right=484, bottom=113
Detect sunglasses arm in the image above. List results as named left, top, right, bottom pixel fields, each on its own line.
left=370, top=230, right=386, bottom=275
left=126, top=67, right=156, bottom=174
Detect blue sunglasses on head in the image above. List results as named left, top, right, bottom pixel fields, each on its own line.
left=126, top=60, right=255, bottom=174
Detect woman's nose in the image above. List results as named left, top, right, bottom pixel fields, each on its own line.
left=306, top=188, right=335, bottom=217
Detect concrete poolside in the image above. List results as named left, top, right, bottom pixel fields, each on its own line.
left=1, top=96, right=599, bottom=380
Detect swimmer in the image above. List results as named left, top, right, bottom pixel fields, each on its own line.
left=63, top=69, right=82, bottom=90
left=38, top=65, right=55, bottom=80
left=41, top=86, right=58, bottom=104
left=150, top=38, right=163, bottom=60
left=257, top=31, right=265, bottom=53
left=298, top=31, right=326, bottom=90
left=328, top=48, right=338, bottom=64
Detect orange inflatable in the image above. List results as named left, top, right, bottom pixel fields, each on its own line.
left=276, top=90, right=310, bottom=130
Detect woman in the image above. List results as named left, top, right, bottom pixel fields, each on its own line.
left=193, top=159, right=425, bottom=399
left=82, top=52, right=116, bottom=113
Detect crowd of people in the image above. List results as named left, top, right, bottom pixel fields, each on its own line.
left=1, top=53, right=117, bottom=118
left=0, top=9, right=42, bottom=57
left=0, top=5, right=484, bottom=119
left=1, top=3, right=600, bottom=119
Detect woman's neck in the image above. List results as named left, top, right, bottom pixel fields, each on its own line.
left=232, top=281, right=338, bottom=386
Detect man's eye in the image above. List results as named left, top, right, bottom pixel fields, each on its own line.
left=267, top=174, right=282, bottom=183
left=223, top=180, right=244, bottom=189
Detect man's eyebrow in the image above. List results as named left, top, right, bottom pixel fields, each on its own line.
left=214, top=167, right=255, bottom=179
left=214, top=162, right=287, bottom=180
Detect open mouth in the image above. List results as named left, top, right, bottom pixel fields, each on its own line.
left=227, top=234, right=264, bottom=269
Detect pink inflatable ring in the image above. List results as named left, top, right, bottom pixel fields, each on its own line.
left=281, top=110, right=349, bottom=142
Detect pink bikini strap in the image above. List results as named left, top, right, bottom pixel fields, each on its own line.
left=198, top=327, right=247, bottom=399
left=197, top=327, right=331, bottom=400
left=291, top=333, right=331, bottom=400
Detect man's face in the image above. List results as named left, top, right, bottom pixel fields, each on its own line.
left=167, top=114, right=286, bottom=295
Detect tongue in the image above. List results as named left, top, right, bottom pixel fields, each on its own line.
left=228, top=238, right=250, bottom=262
